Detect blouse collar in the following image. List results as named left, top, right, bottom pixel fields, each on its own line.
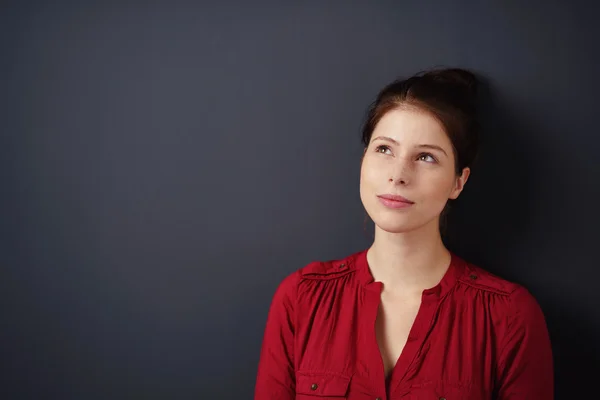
left=351, top=248, right=465, bottom=300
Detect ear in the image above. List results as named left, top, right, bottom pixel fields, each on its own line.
left=448, top=167, right=470, bottom=200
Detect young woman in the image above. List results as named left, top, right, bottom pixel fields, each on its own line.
left=254, top=68, right=553, bottom=400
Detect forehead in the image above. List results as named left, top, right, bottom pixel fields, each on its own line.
left=372, top=107, right=450, bottom=145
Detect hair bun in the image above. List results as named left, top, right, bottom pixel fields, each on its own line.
left=421, top=68, right=479, bottom=98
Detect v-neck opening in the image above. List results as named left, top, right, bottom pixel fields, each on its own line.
left=356, top=249, right=464, bottom=398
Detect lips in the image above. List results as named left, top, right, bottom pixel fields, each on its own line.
left=377, top=194, right=415, bottom=209
left=377, top=194, right=414, bottom=204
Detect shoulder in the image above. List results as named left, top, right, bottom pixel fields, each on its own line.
left=457, top=258, right=522, bottom=297
left=457, top=257, right=545, bottom=318
left=272, top=251, right=360, bottom=298
left=296, top=251, right=359, bottom=280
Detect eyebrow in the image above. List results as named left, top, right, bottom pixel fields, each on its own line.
left=372, top=136, right=448, bottom=157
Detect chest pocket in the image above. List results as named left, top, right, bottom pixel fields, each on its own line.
left=296, top=371, right=351, bottom=399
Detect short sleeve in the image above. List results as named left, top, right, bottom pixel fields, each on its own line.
left=495, top=286, right=554, bottom=399
left=254, top=271, right=299, bottom=400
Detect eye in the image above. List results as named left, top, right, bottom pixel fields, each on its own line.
left=375, top=145, right=392, bottom=155
left=418, top=153, right=437, bottom=163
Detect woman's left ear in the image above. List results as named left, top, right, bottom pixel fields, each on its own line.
left=449, top=167, right=471, bottom=200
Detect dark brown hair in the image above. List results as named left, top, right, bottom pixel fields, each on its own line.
left=361, top=68, right=481, bottom=232
left=362, top=67, right=480, bottom=174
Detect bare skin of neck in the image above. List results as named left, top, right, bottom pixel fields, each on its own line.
left=366, top=217, right=452, bottom=297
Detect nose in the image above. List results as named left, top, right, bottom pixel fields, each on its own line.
left=388, top=156, right=413, bottom=185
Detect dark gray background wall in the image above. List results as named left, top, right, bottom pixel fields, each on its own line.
left=2, top=1, right=598, bottom=399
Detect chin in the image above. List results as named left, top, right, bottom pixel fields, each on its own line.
left=373, top=220, right=420, bottom=234
left=369, top=207, right=439, bottom=234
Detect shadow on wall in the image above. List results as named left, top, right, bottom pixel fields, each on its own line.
left=443, top=74, right=598, bottom=398
left=443, top=74, right=535, bottom=275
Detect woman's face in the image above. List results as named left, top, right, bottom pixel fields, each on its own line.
left=360, top=107, right=470, bottom=234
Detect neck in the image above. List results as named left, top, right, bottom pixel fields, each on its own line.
left=366, top=218, right=451, bottom=296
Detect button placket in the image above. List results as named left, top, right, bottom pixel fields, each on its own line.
left=388, top=293, right=447, bottom=397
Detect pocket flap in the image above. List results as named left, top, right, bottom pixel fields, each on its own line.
left=296, top=371, right=350, bottom=396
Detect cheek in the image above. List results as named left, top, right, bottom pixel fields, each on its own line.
left=360, top=157, right=385, bottom=183
left=421, top=173, right=456, bottom=200
left=359, top=163, right=378, bottom=205
left=360, top=161, right=382, bottom=198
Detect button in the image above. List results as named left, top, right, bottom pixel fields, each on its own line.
left=310, top=383, right=318, bottom=390
left=339, top=263, right=346, bottom=269
left=470, top=274, right=477, bottom=280
left=375, top=398, right=382, bottom=400
left=440, top=397, right=446, bottom=400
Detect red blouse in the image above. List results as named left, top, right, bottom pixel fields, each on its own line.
left=255, top=249, right=553, bottom=399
